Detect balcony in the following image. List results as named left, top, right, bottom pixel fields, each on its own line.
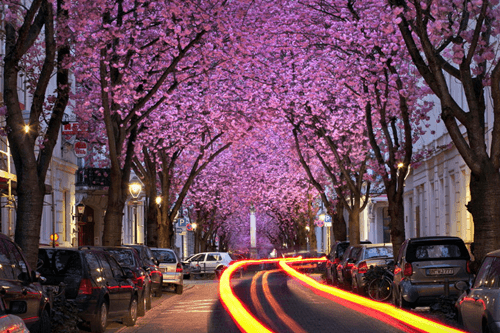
left=76, top=168, right=111, bottom=187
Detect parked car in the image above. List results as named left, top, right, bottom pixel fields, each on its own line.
left=392, top=236, right=473, bottom=309
left=336, top=245, right=363, bottom=289
left=350, top=243, right=393, bottom=295
left=38, top=247, right=139, bottom=333
left=0, top=233, right=50, bottom=333
left=126, top=245, right=163, bottom=297
left=150, top=248, right=184, bottom=294
left=456, top=248, right=500, bottom=333
left=326, top=240, right=371, bottom=286
left=182, top=252, right=233, bottom=278
left=0, top=295, right=29, bottom=333
left=102, top=246, right=153, bottom=316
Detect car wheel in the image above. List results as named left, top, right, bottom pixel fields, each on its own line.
left=175, top=284, right=183, bottom=295
left=138, top=291, right=146, bottom=317
left=146, top=287, right=153, bottom=310
left=123, top=296, right=138, bottom=327
left=90, top=302, right=108, bottom=333
left=397, top=287, right=413, bottom=309
left=154, top=286, right=162, bottom=297
left=483, top=318, right=490, bottom=333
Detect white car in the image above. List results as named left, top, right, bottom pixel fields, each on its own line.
left=182, top=252, right=234, bottom=278
left=150, top=248, right=184, bottom=294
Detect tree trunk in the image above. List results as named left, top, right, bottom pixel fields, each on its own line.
left=102, top=168, right=127, bottom=246
left=467, top=168, right=500, bottom=268
left=387, top=182, right=405, bottom=260
left=331, top=200, right=347, bottom=242
left=158, top=223, right=170, bottom=248
left=348, top=205, right=361, bottom=246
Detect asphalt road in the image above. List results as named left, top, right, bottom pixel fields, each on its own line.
left=98, top=271, right=466, bottom=333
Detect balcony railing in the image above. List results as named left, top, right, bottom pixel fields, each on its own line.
left=76, top=168, right=111, bottom=187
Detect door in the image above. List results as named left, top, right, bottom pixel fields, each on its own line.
left=460, top=256, right=494, bottom=331
left=96, top=252, right=123, bottom=315
left=205, top=253, right=220, bottom=272
left=0, top=238, right=42, bottom=324
left=107, top=254, right=133, bottom=314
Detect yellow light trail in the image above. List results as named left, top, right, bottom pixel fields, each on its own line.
left=219, top=257, right=467, bottom=333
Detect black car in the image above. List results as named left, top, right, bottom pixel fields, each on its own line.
left=102, top=246, right=153, bottom=316
left=326, top=240, right=371, bottom=286
left=38, top=247, right=139, bottom=333
left=0, top=233, right=50, bottom=333
left=126, top=245, right=163, bottom=297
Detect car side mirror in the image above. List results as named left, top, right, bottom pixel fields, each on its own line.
left=122, top=269, right=135, bottom=280
left=455, top=280, right=469, bottom=293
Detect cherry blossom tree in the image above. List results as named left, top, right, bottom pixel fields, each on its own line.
left=70, top=0, right=230, bottom=245
left=386, top=0, right=500, bottom=263
left=3, top=0, right=70, bottom=267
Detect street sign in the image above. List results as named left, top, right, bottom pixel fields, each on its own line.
left=324, top=215, right=332, bottom=223
left=324, top=222, right=332, bottom=227
left=74, top=141, right=89, bottom=158
left=186, top=223, right=193, bottom=231
left=176, top=228, right=183, bottom=233
left=177, top=218, right=187, bottom=227
left=315, top=219, right=324, bottom=227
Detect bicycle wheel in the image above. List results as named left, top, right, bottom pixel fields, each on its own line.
left=367, top=276, right=392, bottom=302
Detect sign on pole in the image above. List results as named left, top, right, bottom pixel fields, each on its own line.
left=177, top=218, right=187, bottom=227
left=74, top=141, right=89, bottom=158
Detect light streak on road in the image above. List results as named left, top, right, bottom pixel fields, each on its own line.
left=219, top=259, right=273, bottom=333
left=279, top=260, right=466, bottom=333
left=261, top=270, right=308, bottom=333
left=250, top=271, right=276, bottom=331
left=220, top=257, right=467, bottom=333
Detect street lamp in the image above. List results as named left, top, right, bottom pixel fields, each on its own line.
left=155, top=196, right=162, bottom=207
left=129, top=176, right=142, bottom=244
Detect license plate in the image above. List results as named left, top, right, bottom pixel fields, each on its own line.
left=428, top=268, right=454, bottom=275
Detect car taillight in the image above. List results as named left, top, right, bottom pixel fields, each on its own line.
left=78, top=278, right=92, bottom=295
left=394, top=266, right=402, bottom=275
left=358, top=261, right=368, bottom=274
left=466, top=260, right=472, bottom=274
left=333, top=258, right=340, bottom=265
left=346, top=263, right=354, bottom=269
left=176, top=263, right=183, bottom=273
left=403, top=263, right=413, bottom=276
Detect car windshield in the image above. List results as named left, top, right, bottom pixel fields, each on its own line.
left=107, top=249, right=135, bottom=267
left=406, top=240, right=470, bottom=261
left=365, top=247, right=393, bottom=259
left=152, top=250, right=176, bottom=263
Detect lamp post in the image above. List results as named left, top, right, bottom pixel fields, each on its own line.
left=129, top=176, right=142, bottom=244
left=76, top=202, right=85, bottom=246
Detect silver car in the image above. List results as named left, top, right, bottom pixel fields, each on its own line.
left=182, top=252, right=234, bottom=278
left=350, top=243, right=393, bottom=295
left=392, top=236, right=473, bottom=309
left=150, top=248, right=183, bottom=294
left=456, top=249, right=500, bottom=333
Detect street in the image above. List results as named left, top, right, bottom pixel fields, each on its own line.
left=102, top=271, right=465, bottom=333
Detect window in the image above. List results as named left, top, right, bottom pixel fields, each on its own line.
left=152, top=250, right=175, bottom=263
left=0, top=240, right=15, bottom=280
left=107, top=249, right=134, bottom=267
left=85, top=252, right=102, bottom=281
left=474, top=256, right=494, bottom=289
left=206, top=254, right=218, bottom=262
left=484, top=257, right=500, bottom=288
left=106, top=255, right=124, bottom=278
left=3, top=239, right=28, bottom=280
left=97, top=252, right=114, bottom=281
left=365, top=247, right=393, bottom=259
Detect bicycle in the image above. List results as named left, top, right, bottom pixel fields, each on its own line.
left=365, top=261, right=394, bottom=302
